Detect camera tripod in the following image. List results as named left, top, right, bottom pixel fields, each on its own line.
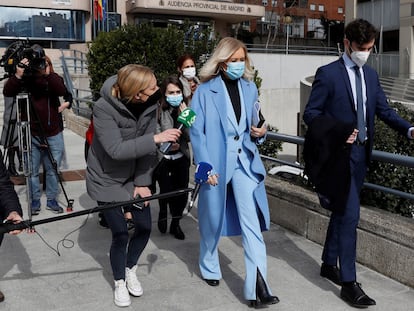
left=1, top=92, right=74, bottom=220
left=1, top=95, right=20, bottom=176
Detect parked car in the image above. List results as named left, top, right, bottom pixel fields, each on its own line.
left=268, top=164, right=308, bottom=183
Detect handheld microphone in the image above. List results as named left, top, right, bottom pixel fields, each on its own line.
left=188, top=162, right=213, bottom=212
left=160, top=107, right=196, bottom=154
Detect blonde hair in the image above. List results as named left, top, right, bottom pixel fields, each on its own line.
left=112, top=64, right=154, bottom=102
left=199, top=37, right=255, bottom=82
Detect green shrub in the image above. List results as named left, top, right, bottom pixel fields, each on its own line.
left=361, top=101, right=414, bottom=217
left=87, top=23, right=218, bottom=98
left=258, top=125, right=283, bottom=159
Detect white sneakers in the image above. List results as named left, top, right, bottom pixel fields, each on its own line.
left=114, top=279, right=131, bottom=307
left=126, top=265, right=143, bottom=297
left=113, top=265, right=143, bottom=307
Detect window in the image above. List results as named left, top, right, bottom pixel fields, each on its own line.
left=310, top=4, right=316, bottom=11
left=308, top=18, right=324, bottom=39
left=318, top=5, right=324, bottom=12
left=0, top=6, right=85, bottom=46
left=285, top=0, right=296, bottom=7
left=338, top=7, right=343, bottom=14
left=299, top=0, right=308, bottom=8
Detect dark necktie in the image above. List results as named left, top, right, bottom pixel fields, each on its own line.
left=353, top=66, right=366, bottom=143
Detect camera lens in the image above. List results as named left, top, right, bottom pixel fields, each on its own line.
left=31, top=58, right=46, bottom=70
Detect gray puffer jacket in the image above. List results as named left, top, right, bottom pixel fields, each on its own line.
left=86, top=75, right=159, bottom=202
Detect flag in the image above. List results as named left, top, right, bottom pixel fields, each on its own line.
left=102, top=0, right=107, bottom=21
left=102, top=0, right=107, bottom=20
left=94, top=0, right=103, bottom=21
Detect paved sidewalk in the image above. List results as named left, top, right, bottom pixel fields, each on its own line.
left=0, top=129, right=413, bottom=311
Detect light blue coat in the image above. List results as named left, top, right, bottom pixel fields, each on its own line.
left=190, top=75, right=270, bottom=252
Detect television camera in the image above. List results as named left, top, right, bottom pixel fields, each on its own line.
left=0, top=39, right=46, bottom=81
left=0, top=39, right=74, bottom=218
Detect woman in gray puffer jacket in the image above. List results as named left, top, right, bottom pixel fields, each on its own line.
left=86, top=64, right=181, bottom=308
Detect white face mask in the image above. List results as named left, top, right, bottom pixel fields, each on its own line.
left=182, top=67, right=196, bottom=80
left=350, top=48, right=370, bottom=68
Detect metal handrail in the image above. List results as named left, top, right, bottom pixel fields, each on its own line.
left=60, top=50, right=94, bottom=118
left=60, top=49, right=75, bottom=98
left=264, top=132, right=414, bottom=200
left=246, top=44, right=339, bottom=56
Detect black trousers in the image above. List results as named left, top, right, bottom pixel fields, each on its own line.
left=99, top=202, right=151, bottom=280
left=155, top=156, right=190, bottom=226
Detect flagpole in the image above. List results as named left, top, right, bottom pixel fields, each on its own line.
left=92, top=0, right=97, bottom=39
left=104, top=0, right=108, bottom=32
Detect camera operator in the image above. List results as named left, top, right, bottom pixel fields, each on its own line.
left=3, top=44, right=68, bottom=215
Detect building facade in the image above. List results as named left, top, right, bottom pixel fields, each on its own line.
left=345, top=0, right=414, bottom=78
left=0, top=1, right=90, bottom=48
left=0, top=1, right=348, bottom=50
left=0, top=0, right=265, bottom=49
left=257, top=0, right=345, bottom=46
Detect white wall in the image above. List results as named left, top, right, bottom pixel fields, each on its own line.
left=250, top=53, right=338, bottom=158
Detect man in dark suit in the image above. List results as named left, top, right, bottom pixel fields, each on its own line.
left=0, top=154, right=23, bottom=302
left=303, top=18, right=414, bottom=308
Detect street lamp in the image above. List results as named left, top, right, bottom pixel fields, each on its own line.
left=284, top=15, right=292, bottom=55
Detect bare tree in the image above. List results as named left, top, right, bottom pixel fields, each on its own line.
left=265, top=0, right=297, bottom=48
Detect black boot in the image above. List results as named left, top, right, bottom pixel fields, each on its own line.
left=170, top=222, right=185, bottom=240
left=158, top=205, right=167, bottom=233
left=249, top=269, right=279, bottom=308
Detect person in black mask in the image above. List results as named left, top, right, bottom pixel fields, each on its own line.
left=86, top=64, right=181, bottom=308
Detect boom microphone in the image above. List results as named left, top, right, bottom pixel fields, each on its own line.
left=188, top=162, right=213, bottom=212
left=160, top=107, right=196, bottom=154
left=0, top=188, right=193, bottom=234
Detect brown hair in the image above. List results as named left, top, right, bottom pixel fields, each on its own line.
left=344, top=18, right=378, bottom=45
left=176, top=54, right=195, bottom=71
left=159, top=75, right=187, bottom=110
left=45, top=55, right=55, bottom=73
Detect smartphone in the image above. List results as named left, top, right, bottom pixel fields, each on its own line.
left=257, top=110, right=265, bottom=128
left=257, top=119, right=265, bottom=128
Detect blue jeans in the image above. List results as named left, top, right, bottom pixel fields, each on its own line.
left=30, top=132, right=64, bottom=201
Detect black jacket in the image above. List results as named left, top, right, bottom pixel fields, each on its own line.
left=303, top=115, right=354, bottom=214
left=0, top=154, right=22, bottom=243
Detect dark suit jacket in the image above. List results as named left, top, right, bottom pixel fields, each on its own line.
left=303, top=58, right=412, bottom=164
left=0, top=154, right=22, bottom=244
left=303, top=115, right=354, bottom=213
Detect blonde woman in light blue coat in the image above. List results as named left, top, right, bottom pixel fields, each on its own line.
left=190, top=37, right=279, bottom=308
